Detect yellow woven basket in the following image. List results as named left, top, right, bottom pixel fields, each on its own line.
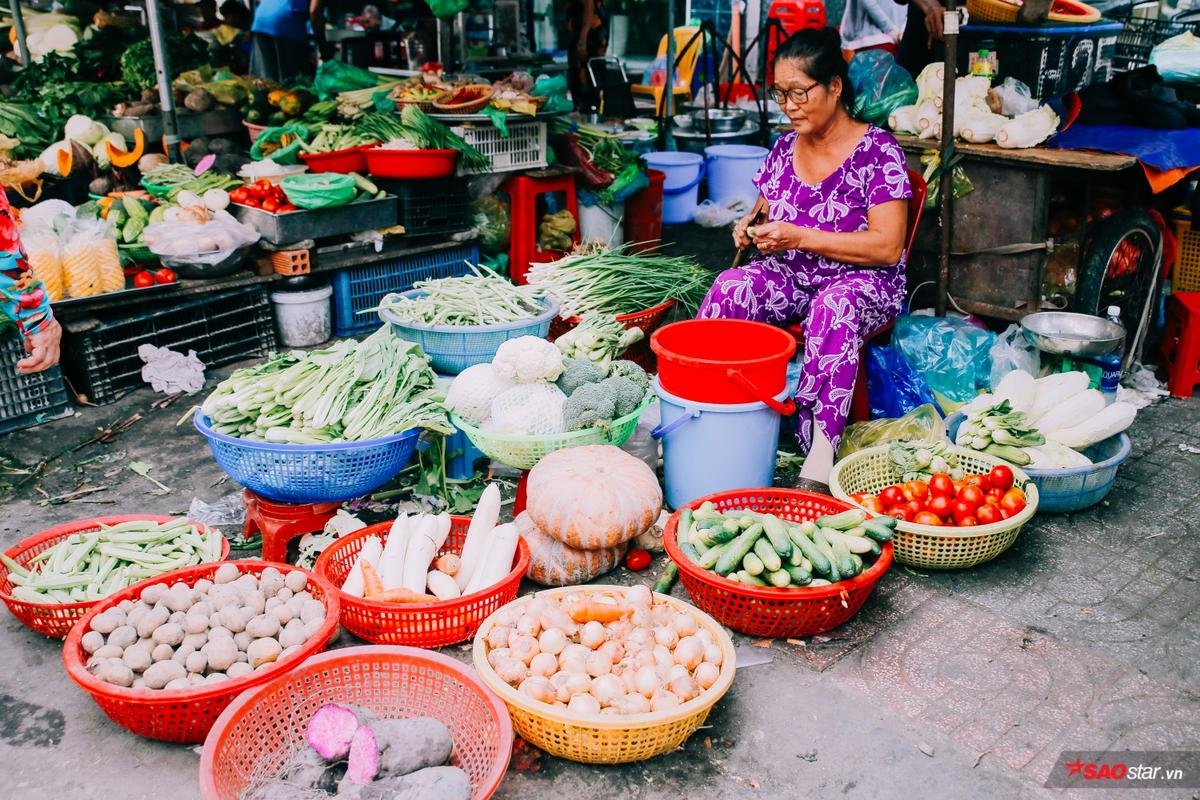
left=966, top=0, right=1102, bottom=24
left=472, top=586, right=737, bottom=764
left=828, top=445, right=1039, bottom=570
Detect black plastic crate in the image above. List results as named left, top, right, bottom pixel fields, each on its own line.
left=0, top=330, right=73, bottom=434
left=1107, top=9, right=1200, bottom=72
left=374, top=178, right=472, bottom=238
left=957, top=21, right=1123, bottom=100
left=63, top=285, right=277, bottom=405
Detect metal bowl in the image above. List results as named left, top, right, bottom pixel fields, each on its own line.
left=689, top=108, right=748, bottom=133
left=1020, top=311, right=1125, bottom=357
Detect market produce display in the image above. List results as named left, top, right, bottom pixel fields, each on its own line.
left=355, top=108, right=488, bottom=172
left=554, top=312, right=644, bottom=368
left=140, top=163, right=241, bottom=201
left=851, top=464, right=1028, bottom=527
left=80, top=562, right=325, bottom=690
left=377, top=268, right=546, bottom=326
left=200, top=325, right=452, bottom=443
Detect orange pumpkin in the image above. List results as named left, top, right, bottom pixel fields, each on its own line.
left=107, top=128, right=145, bottom=169
left=516, top=513, right=627, bottom=587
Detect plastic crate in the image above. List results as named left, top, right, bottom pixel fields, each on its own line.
left=1172, top=207, right=1200, bottom=292
left=451, top=120, right=547, bottom=176
left=331, top=242, right=479, bottom=337
left=373, top=177, right=472, bottom=237
left=0, top=331, right=73, bottom=434
left=1108, top=7, right=1200, bottom=72
left=957, top=21, right=1122, bottom=100
left=63, top=285, right=277, bottom=405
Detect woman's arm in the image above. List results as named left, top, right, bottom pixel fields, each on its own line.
left=749, top=199, right=909, bottom=267
left=576, top=0, right=595, bottom=58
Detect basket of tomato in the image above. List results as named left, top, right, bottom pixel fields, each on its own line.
left=229, top=180, right=298, bottom=215
left=829, top=445, right=1038, bottom=570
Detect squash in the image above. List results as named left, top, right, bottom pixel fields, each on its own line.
left=107, top=127, right=145, bottom=169
left=516, top=513, right=627, bottom=587
left=57, top=146, right=72, bottom=177
left=525, top=445, right=663, bottom=550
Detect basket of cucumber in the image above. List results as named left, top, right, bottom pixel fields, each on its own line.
left=662, top=489, right=895, bottom=639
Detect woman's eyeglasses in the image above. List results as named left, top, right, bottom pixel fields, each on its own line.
left=769, top=81, right=821, bottom=107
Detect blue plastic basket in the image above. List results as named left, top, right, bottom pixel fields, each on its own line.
left=379, top=292, right=560, bottom=375
left=945, top=413, right=1131, bottom=513
left=193, top=411, right=420, bottom=503
left=331, top=243, right=479, bottom=337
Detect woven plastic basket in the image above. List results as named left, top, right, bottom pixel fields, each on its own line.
left=663, top=489, right=894, bottom=638
left=379, top=292, right=560, bottom=375
left=313, top=517, right=530, bottom=647
left=472, top=586, right=736, bottom=764
left=451, top=395, right=655, bottom=471
left=548, top=299, right=676, bottom=341
left=829, top=445, right=1039, bottom=570
left=0, top=515, right=229, bottom=640
left=945, top=413, right=1131, bottom=513
left=200, top=645, right=511, bottom=800
left=62, top=560, right=340, bottom=743
left=433, top=84, right=495, bottom=114
left=194, top=410, right=420, bottom=503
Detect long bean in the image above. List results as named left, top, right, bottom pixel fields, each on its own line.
left=377, top=263, right=546, bottom=326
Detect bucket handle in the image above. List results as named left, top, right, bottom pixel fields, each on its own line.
left=651, top=408, right=700, bottom=440
left=662, top=161, right=706, bottom=196
left=725, top=368, right=797, bottom=416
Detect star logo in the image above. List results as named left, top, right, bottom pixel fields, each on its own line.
left=1066, top=758, right=1085, bottom=776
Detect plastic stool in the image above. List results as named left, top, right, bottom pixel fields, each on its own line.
left=242, top=489, right=340, bottom=564
left=1159, top=292, right=1200, bottom=398
left=785, top=320, right=893, bottom=424
left=503, top=173, right=580, bottom=285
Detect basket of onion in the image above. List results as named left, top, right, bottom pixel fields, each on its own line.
left=471, top=584, right=736, bottom=764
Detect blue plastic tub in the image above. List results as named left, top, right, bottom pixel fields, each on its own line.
left=194, top=411, right=419, bottom=503
left=380, top=292, right=560, bottom=375
left=945, top=413, right=1131, bottom=513
left=446, top=422, right=486, bottom=479
left=704, top=144, right=768, bottom=205
left=641, top=151, right=705, bottom=224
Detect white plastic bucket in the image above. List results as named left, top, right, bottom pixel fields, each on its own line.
left=270, top=284, right=333, bottom=347
left=704, top=144, right=768, bottom=205
left=641, top=151, right=705, bottom=224
left=579, top=202, right=625, bottom=247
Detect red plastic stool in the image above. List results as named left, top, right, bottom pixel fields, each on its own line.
left=1159, top=292, right=1200, bottom=398
left=785, top=320, right=893, bottom=423
left=242, top=489, right=340, bottom=564
left=503, top=173, right=581, bottom=285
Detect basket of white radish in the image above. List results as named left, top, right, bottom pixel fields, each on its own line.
left=471, top=584, right=737, bottom=764
left=314, top=484, right=529, bottom=648
left=62, top=560, right=340, bottom=743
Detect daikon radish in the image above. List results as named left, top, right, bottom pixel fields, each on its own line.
left=401, top=516, right=441, bottom=594
left=342, top=536, right=383, bottom=597
left=427, top=570, right=461, bottom=600
left=456, top=484, right=502, bottom=590
left=378, top=514, right=411, bottom=591
left=465, top=523, right=519, bottom=594
left=1047, top=402, right=1136, bottom=449
left=1036, top=389, right=1105, bottom=434
left=1030, top=371, right=1090, bottom=421
left=994, top=369, right=1036, bottom=415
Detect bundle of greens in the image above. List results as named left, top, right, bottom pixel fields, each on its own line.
left=201, top=326, right=452, bottom=444
left=353, top=107, right=489, bottom=172
left=378, top=265, right=545, bottom=327
left=121, top=34, right=207, bottom=92
left=554, top=312, right=643, bottom=369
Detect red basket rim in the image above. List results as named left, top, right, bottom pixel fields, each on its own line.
left=561, top=298, right=675, bottom=326
left=313, top=518, right=530, bottom=612
left=662, top=488, right=895, bottom=602
left=0, top=515, right=230, bottom=614
left=363, top=147, right=458, bottom=158
left=299, top=144, right=379, bottom=161
left=62, top=559, right=340, bottom=703
left=198, top=644, right=513, bottom=800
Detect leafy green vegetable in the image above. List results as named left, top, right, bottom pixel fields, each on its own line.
left=0, top=103, right=55, bottom=158
left=121, top=34, right=207, bottom=92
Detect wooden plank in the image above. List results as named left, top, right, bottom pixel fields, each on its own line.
left=895, top=134, right=1138, bottom=172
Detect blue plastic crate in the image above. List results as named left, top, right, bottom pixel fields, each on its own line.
left=0, top=331, right=73, bottom=434
left=332, top=243, right=479, bottom=337
left=446, top=423, right=487, bottom=479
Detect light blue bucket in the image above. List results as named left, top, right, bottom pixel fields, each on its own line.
left=652, top=377, right=788, bottom=509
left=704, top=144, right=768, bottom=205
left=641, top=151, right=705, bottom=224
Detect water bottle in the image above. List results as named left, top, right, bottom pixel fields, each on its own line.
left=1094, top=305, right=1125, bottom=404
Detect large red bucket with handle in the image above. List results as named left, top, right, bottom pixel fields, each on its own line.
left=650, top=319, right=797, bottom=414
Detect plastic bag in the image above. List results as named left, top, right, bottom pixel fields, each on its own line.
left=428, top=0, right=469, bottom=18
left=865, top=343, right=939, bottom=419
left=641, top=57, right=687, bottom=91
left=993, top=77, right=1039, bottom=117
left=144, top=213, right=260, bottom=266
left=313, top=60, right=382, bottom=99
left=249, top=123, right=310, bottom=163
left=988, top=324, right=1040, bottom=389
left=893, top=314, right=997, bottom=408
left=533, top=75, right=572, bottom=115
left=60, top=217, right=122, bottom=299
left=837, top=403, right=947, bottom=459
left=692, top=196, right=754, bottom=228
left=1150, top=31, right=1200, bottom=83
left=280, top=173, right=357, bottom=209
left=921, top=151, right=975, bottom=210
left=849, top=50, right=918, bottom=127
left=21, top=229, right=63, bottom=301
left=473, top=195, right=511, bottom=253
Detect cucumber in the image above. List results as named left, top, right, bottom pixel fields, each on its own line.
left=148, top=204, right=167, bottom=224
left=722, top=517, right=741, bottom=535
left=815, top=509, right=867, bottom=531
left=766, top=569, right=791, bottom=588
left=870, top=514, right=897, bottom=529
left=108, top=207, right=126, bottom=227
left=847, top=553, right=864, bottom=576
left=861, top=537, right=882, bottom=557
left=796, top=520, right=818, bottom=538
left=739, top=515, right=756, bottom=529
left=820, top=527, right=856, bottom=576
left=123, top=196, right=148, bottom=222
left=788, top=543, right=807, bottom=567
left=348, top=172, right=380, bottom=195
left=680, top=539, right=703, bottom=563
left=741, top=551, right=764, bottom=576
left=688, top=527, right=710, bottom=555
left=842, top=525, right=868, bottom=538
left=785, top=564, right=812, bottom=585
left=122, top=217, right=145, bottom=243
left=830, top=530, right=874, bottom=555
left=786, top=525, right=831, bottom=577
left=692, top=502, right=720, bottom=522
left=700, top=524, right=739, bottom=547
left=753, top=537, right=782, bottom=573
left=677, top=508, right=692, bottom=539
left=809, top=529, right=841, bottom=582
left=653, top=562, right=678, bottom=594
left=861, top=519, right=895, bottom=542
left=735, top=569, right=768, bottom=587
left=696, top=541, right=727, bottom=570
left=713, top=523, right=762, bottom=576
left=760, top=514, right=793, bottom=560
left=809, top=578, right=832, bottom=587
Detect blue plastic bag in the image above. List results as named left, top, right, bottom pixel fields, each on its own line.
left=892, top=314, right=996, bottom=409
left=866, top=343, right=938, bottom=419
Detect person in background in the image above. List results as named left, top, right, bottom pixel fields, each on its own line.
left=840, top=0, right=908, bottom=57
left=0, top=194, right=61, bottom=374
left=250, top=0, right=331, bottom=82
left=566, top=0, right=607, bottom=112
left=894, top=0, right=944, bottom=76
left=698, top=28, right=911, bottom=488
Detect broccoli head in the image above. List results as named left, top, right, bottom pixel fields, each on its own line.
left=562, top=381, right=618, bottom=432
left=599, top=376, right=645, bottom=417
left=607, top=359, right=650, bottom=392
left=555, top=357, right=607, bottom=396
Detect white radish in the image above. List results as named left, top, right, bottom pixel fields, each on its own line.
left=1029, top=371, right=1090, bottom=421
left=465, top=523, right=519, bottom=594
left=342, top=536, right=382, bottom=597
left=994, top=368, right=1036, bottom=415
left=400, top=516, right=439, bottom=594
left=377, top=514, right=411, bottom=591
left=456, top=484, right=501, bottom=590
left=1035, top=389, right=1105, bottom=434
left=426, top=570, right=461, bottom=600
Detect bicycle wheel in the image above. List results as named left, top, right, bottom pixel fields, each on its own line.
left=1074, top=209, right=1161, bottom=340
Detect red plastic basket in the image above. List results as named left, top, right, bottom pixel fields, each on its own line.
left=0, top=515, right=230, bottom=640
left=299, top=145, right=373, bottom=174
left=650, top=319, right=796, bottom=405
left=62, top=560, right=340, bottom=743
left=199, top=645, right=512, bottom=800
left=548, top=298, right=676, bottom=340
left=364, top=147, right=459, bottom=179
left=313, top=517, right=529, bottom=647
left=663, top=489, right=894, bottom=638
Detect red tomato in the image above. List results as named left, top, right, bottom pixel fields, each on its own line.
left=964, top=473, right=986, bottom=487
left=927, top=496, right=952, bottom=517
left=904, top=500, right=925, bottom=516
left=988, top=464, right=1014, bottom=491
left=913, top=511, right=943, bottom=526
left=888, top=507, right=912, bottom=522
left=905, top=480, right=929, bottom=502
left=929, top=473, right=955, bottom=498
left=879, top=485, right=905, bottom=509
left=976, top=504, right=1001, bottom=525
left=1000, top=488, right=1026, bottom=516
left=951, top=501, right=975, bottom=526
left=251, top=179, right=273, bottom=199
left=278, top=203, right=298, bottom=213
left=986, top=487, right=1004, bottom=503
left=132, top=271, right=155, bottom=288
left=958, top=516, right=978, bottom=527
left=959, top=485, right=985, bottom=509
left=860, top=496, right=883, bottom=514
left=230, top=187, right=249, bottom=204
left=624, top=548, right=652, bottom=571
left=998, top=507, right=1012, bottom=520
left=153, top=267, right=177, bottom=284
left=262, top=197, right=281, bottom=213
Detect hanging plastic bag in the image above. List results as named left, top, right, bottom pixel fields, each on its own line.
left=893, top=314, right=997, bottom=409
left=533, top=75, right=573, bottom=115
left=473, top=195, right=511, bottom=253
left=428, top=0, right=469, bottom=18
left=865, top=342, right=939, bottom=419
left=1150, top=31, right=1200, bottom=83
left=920, top=150, right=975, bottom=210
left=837, top=403, right=947, bottom=459
left=849, top=50, right=918, bottom=127
left=992, top=77, right=1039, bottom=117
left=988, top=323, right=1041, bottom=389
left=313, top=60, right=383, bottom=99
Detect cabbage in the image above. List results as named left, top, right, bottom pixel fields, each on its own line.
left=445, top=363, right=515, bottom=426
left=64, top=115, right=109, bottom=146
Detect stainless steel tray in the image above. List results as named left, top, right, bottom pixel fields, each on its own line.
left=103, top=110, right=243, bottom=142
left=232, top=196, right=399, bottom=245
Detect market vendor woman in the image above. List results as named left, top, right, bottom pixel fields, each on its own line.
left=698, top=27, right=911, bottom=487
left=0, top=192, right=61, bottom=374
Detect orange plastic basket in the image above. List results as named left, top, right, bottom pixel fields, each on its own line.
left=62, top=560, right=340, bottom=743
left=662, top=489, right=894, bottom=639
left=0, top=515, right=230, bottom=640
left=548, top=298, right=676, bottom=341
left=200, top=645, right=511, bottom=799
left=313, top=517, right=529, bottom=647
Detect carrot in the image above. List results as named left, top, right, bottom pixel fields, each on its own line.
left=434, top=553, right=461, bottom=577
left=567, top=600, right=633, bottom=624
left=361, top=561, right=385, bottom=599
left=376, top=588, right=436, bottom=603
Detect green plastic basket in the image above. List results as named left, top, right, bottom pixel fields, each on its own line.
left=451, top=395, right=655, bottom=470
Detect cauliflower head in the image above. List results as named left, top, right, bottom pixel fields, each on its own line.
left=493, top=336, right=565, bottom=384
left=489, top=383, right=566, bottom=436
left=445, top=363, right=516, bottom=426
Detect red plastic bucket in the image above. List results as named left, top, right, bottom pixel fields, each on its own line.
left=625, top=169, right=665, bottom=253
left=650, top=319, right=796, bottom=410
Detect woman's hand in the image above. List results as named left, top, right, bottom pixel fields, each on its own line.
left=747, top=221, right=805, bottom=255
left=732, top=212, right=756, bottom=249
left=17, top=317, right=61, bottom=374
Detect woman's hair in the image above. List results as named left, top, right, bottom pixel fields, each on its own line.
left=773, top=27, right=856, bottom=117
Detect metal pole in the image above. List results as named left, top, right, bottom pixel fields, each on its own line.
left=664, top=0, right=676, bottom=150
left=8, top=0, right=29, bottom=66
left=145, top=0, right=182, bottom=162
left=936, top=3, right=959, bottom=317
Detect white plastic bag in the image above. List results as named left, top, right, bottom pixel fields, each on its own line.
left=144, top=211, right=260, bottom=266
left=993, top=77, right=1039, bottom=117
left=692, top=196, right=753, bottom=228
left=988, top=324, right=1041, bottom=390
left=1150, top=31, right=1200, bottom=83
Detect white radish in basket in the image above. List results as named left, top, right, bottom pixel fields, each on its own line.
left=377, top=515, right=411, bottom=591
left=402, top=514, right=451, bottom=595
left=465, top=523, right=519, bottom=594
left=343, top=536, right=383, bottom=598
left=456, top=484, right=501, bottom=590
